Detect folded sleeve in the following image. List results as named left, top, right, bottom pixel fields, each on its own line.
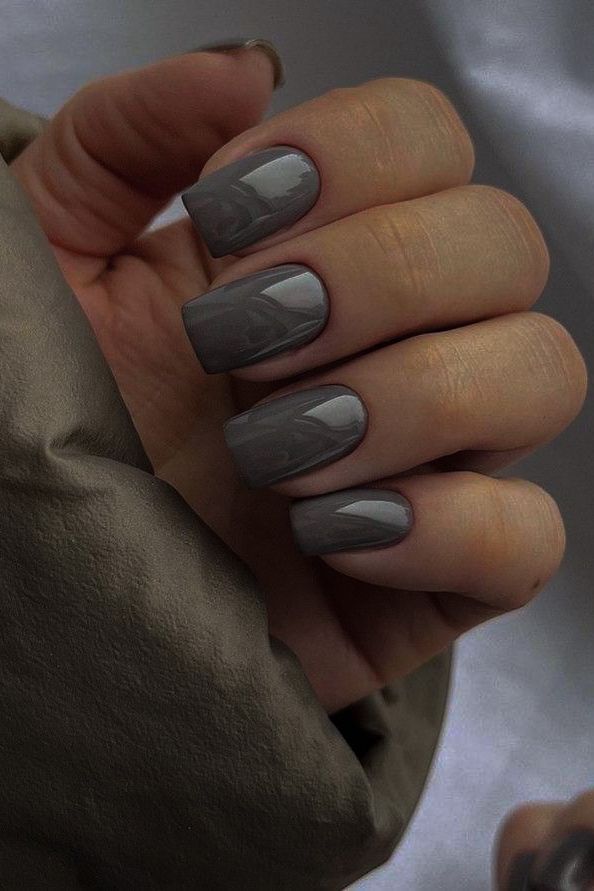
left=0, top=97, right=453, bottom=891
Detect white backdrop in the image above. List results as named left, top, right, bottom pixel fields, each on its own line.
left=1, top=2, right=593, bottom=888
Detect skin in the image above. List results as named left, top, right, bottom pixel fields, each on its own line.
left=9, top=48, right=589, bottom=879
left=496, top=791, right=594, bottom=888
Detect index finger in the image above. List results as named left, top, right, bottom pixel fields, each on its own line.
left=182, top=77, right=475, bottom=257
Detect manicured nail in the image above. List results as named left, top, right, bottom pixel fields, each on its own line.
left=187, top=37, right=285, bottom=89
left=182, top=146, right=321, bottom=258
left=531, top=828, right=594, bottom=889
left=290, top=488, right=413, bottom=556
left=182, top=264, right=329, bottom=373
left=224, top=385, right=368, bottom=488
left=506, top=851, right=537, bottom=890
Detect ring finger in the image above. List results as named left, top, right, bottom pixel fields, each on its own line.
left=221, top=310, right=586, bottom=498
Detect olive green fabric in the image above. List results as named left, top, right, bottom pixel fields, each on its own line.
left=0, top=98, right=47, bottom=165
left=0, top=96, right=453, bottom=890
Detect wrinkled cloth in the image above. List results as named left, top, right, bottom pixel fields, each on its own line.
left=0, top=98, right=452, bottom=890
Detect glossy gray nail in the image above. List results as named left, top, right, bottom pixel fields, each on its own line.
left=187, top=38, right=285, bottom=89
left=290, top=488, right=413, bottom=556
left=224, top=385, right=368, bottom=488
left=182, top=264, right=329, bottom=373
left=531, top=828, right=594, bottom=889
left=181, top=146, right=321, bottom=258
left=506, top=851, right=537, bottom=890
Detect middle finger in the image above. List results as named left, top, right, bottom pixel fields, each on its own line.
left=182, top=184, right=549, bottom=379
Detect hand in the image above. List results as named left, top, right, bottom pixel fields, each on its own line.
left=11, top=48, right=587, bottom=715
left=496, top=790, right=594, bottom=889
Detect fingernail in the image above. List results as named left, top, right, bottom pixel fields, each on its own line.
left=224, top=385, right=368, bottom=488
left=506, top=851, right=538, bottom=890
left=290, top=488, right=413, bottom=556
left=182, top=264, right=329, bottom=373
left=531, top=828, right=594, bottom=889
left=181, top=146, right=321, bottom=258
left=186, top=37, right=285, bottom=89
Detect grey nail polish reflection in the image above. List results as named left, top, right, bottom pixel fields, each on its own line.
left=181, top=146, right=321, bottom=257
left=531, top=829, right=594, bottom=890
left=506, top=851, right=537, bottom=891
left=224, top=385, right=367, bottom=488
left=182, top=264, right=329, bottom=373
left=290, top=489, right=413, bottom=556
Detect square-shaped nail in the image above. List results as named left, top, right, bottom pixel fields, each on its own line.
left=290, top=488, right=413, bottom=556
left=223, top=385, right=367, bottom=488
left=181, top=145, right=321, bottom=257
left=182, top=264, right=329, bottom=373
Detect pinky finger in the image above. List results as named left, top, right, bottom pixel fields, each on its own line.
left=290, top=470, right=566, bottom=616
left=495, top=801, right=564, bottom=889
left=495, top=790, right=594, bottom=889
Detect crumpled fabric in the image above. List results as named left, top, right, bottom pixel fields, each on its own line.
left=0, top=98, right=452, bottom=890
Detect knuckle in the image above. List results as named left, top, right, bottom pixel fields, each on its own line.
left=407, top=79, right=476, bottom=179
left=362, top=207, right=430, bottom=304
left=361, top=210, right=401, bottom=264
left=463, top=475, right=565, bottom=610
left=357, top=77, right=475, bottom=180
left=464, top=183, right=527, bottom=211
left=528, top=482, right=567, bottom=581
left=367, top=76, right=457, bottom=110
left=520, top=312, right=588, bottom=416
left=472, top=476, right=516, bottom=579
left=499, top=478, right=566, bottom=609
left=328, top=81, right=410, bottom=176
left=462, top=185, right=551, bottom=296
left=418, top=341, right=467, bottom=435
left=422, top=340, right=477, bottom=438
left=408, top=78, right=461, bottom=117
left=323, top=83, right=357, bottom=105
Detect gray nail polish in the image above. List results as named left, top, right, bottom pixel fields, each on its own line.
left=224, top=385, right=367, bottom=488
left=531, top=828, right=594, bottom=889
left=506, top=851, right=537, bottom=890
left=182, top=146, right=321, bottom=258
left=182, top=264, right=329, bottom=373
left=290, top=488, right=413, bottom=556
left=187, top=38, right=285, bottom=89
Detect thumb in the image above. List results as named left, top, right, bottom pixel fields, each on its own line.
left=10, top=43, right=278, bottom=257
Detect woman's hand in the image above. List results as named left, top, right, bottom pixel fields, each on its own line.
left=496, top=790, right=594, bottom=889
left=10, top=48, right=587, bottom=715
